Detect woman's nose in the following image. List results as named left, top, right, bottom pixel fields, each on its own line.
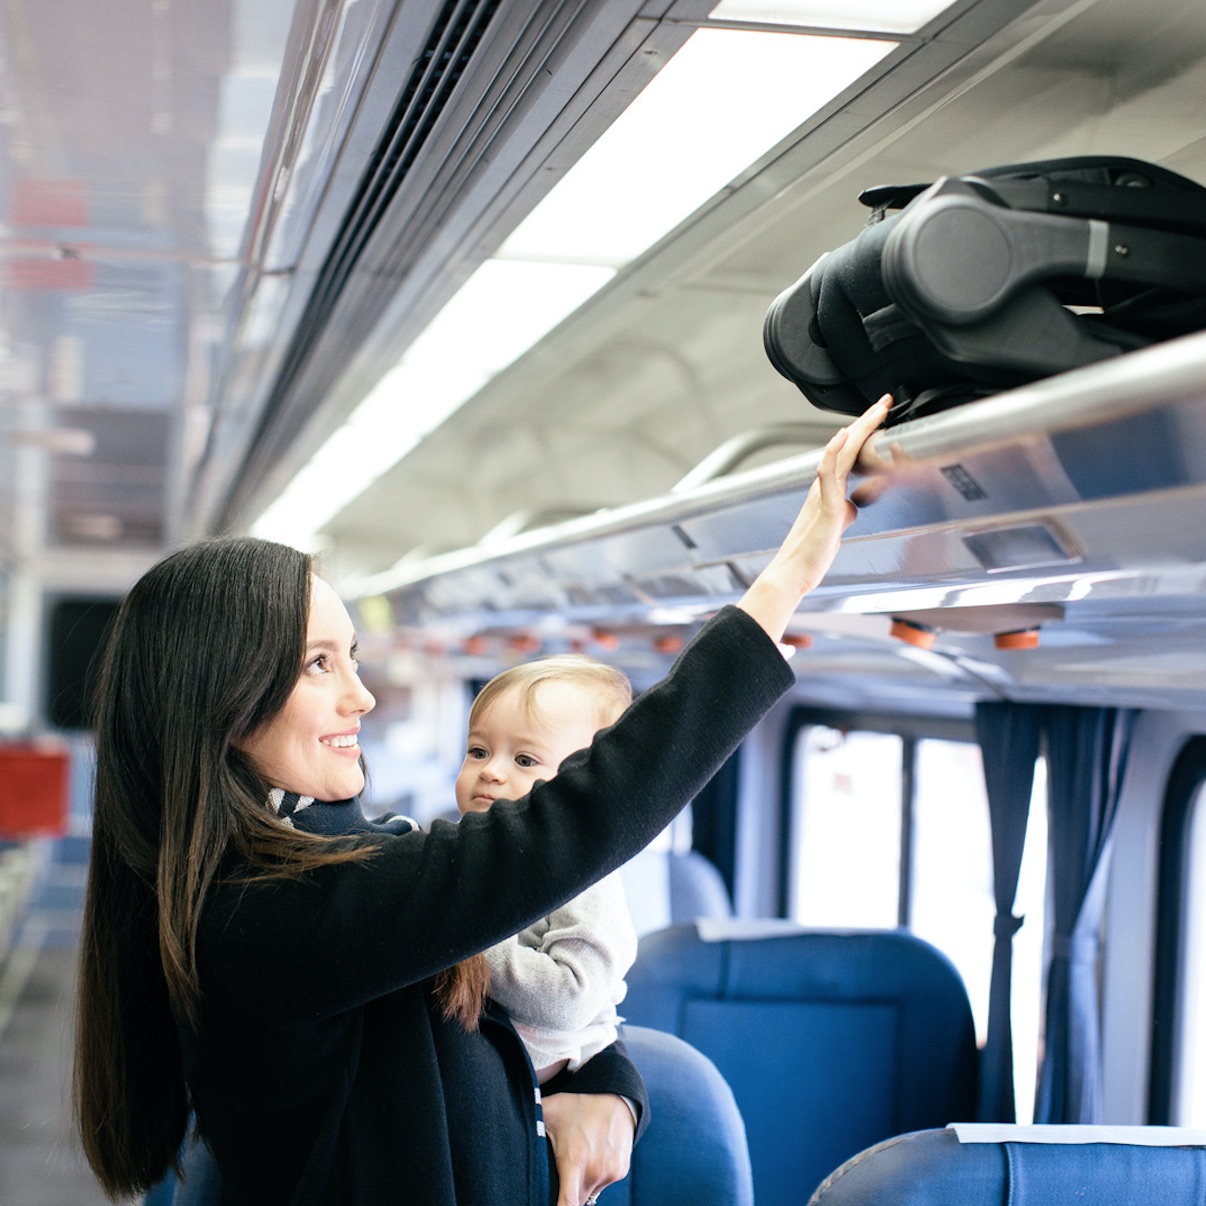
left=342, top=671, right=375, bottom=715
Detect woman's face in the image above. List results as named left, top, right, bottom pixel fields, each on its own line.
left=238, top=575, right=376, bottom=801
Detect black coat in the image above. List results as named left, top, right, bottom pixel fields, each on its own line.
left=177, top=606, right=793, bottom=1205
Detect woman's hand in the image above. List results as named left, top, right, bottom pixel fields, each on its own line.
left=738, top=394, right=891, bottom=644
left=543, top=1091, right=635, bottom=1206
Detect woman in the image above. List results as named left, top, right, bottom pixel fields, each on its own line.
left=73, top=398, right=889, bottom=1206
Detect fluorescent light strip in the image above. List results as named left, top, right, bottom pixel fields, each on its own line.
left=253, top=26, right=895, bottom=550
left=252, top=259, right=612, bottom=549
left=708, top=0, right=958, bottom=35
left=500, top=28, right=893, bottom=267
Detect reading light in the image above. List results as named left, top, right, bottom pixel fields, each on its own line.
left=890, top=618, right=938, bottom=650
left=780, top=632, right=814, bottom=649
left=995, top=629, right=1041, bottom=650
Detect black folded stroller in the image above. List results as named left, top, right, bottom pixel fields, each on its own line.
left=763, top=156, right=1206, bottom=425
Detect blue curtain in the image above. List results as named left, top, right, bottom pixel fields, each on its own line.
left=1034, top=705, right=1135, bottom=1124
left=974, top=701, right=1043, bottom=1122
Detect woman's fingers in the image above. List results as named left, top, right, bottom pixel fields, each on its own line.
left=812, top=394, right=889, bottom=508
left=835, top=394, right=891, bottom=474
left=816, top=395, right=890, bottom=508
left=544, top=1092, right=634, bottom=1206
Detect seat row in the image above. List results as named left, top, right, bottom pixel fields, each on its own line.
left=149, top=916, right=976, bottom=1205
left=145, top=874, right=1206, bottom=1204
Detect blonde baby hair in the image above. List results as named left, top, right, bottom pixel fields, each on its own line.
left=469, top=654, right=632, bottom=733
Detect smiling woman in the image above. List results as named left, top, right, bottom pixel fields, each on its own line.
left=68, top=399, right=885, bottom=1206
left=236, top=576, right=376, bottom=803
left=70, top=534, right=767, bottom=1206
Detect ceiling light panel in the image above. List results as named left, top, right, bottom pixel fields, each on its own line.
left=500, top=27, right=894, bottom=268
left=708, top=0, right=958, bottom=35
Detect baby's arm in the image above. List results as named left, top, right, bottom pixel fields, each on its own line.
left=486, top=872, right=637, bottom=1033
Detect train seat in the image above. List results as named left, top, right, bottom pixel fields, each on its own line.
left=621, top=921, right=979, bottom=1205
left=807, top=1125, right=1206, bottom=1203
left=600, top=1025, right=752, bottom=1204
left=144, top=1025, right=750, bottom=1206
left=619, top=847, right=733, bottom=936
left=0, top=841, right=38, bottom=965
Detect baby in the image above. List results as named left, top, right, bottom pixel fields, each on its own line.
left=455, top=654, right=639, bottom=1084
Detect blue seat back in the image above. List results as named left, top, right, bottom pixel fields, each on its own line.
left=601, top=1026, right=752, bottom=1205
left=809, top=1126, right=1206, bottom=1204
left=622, top=922, right=979, bottom=1205
left=667, top=850, right=733, bottom=924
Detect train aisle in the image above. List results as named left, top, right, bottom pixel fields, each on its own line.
left=0, top=836, right=107, bottom=1205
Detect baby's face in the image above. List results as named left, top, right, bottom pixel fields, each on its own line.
left=455, top=681, right=601, bottom=815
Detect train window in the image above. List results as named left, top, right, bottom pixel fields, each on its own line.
left=1150, top=735, right=1206, bottom=1125
left=790, top=727, right=903, bottom=928
left=788, top=718, right=1048, bottom=1120
left=1173, top=775, right=1206, bottom=1124
left=909, top=737, right=995, bottom=1010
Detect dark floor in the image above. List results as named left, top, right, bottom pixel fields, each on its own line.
left=0, top=840, right=110, bottom=1206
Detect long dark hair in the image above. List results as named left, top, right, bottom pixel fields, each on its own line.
left=73, top=537, right=375, bottom=1196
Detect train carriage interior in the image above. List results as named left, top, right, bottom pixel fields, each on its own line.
left=5, top=0, right=1206, bottom=1201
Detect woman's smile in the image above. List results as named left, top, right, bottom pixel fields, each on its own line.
left=321, top=731, right=361, bottom=751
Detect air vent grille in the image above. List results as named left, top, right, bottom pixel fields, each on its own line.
left=243, top=0, right=502, bottom=487
left=304, top=0, right=501, bottom=327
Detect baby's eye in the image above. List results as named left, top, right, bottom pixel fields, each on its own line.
left=467, top=746, right=488, bottom=760
left=515, top=753, right=539, bottom=769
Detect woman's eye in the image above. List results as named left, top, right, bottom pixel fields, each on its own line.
left=307, top=654, right=329, bottom=673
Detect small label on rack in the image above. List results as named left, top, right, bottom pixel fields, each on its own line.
left=941, top=463, right=987, bottom=501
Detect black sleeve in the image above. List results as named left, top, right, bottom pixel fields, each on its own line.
left=200, top=606, right=794, bottom=1019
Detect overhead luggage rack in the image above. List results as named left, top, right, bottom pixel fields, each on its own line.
left=347, top=329, right=1206, bottom=707
left=358, top=329, right=1206, bottom=631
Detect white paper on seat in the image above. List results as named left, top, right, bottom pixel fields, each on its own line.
left=694, top=918, right=888, bottom=942
left=952, top=1123, right=1206, bottom=1147
left=694, top=918, right=809, bottom=942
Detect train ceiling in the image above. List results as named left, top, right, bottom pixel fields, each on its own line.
left=4, top=0, right=1206, bottom=705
